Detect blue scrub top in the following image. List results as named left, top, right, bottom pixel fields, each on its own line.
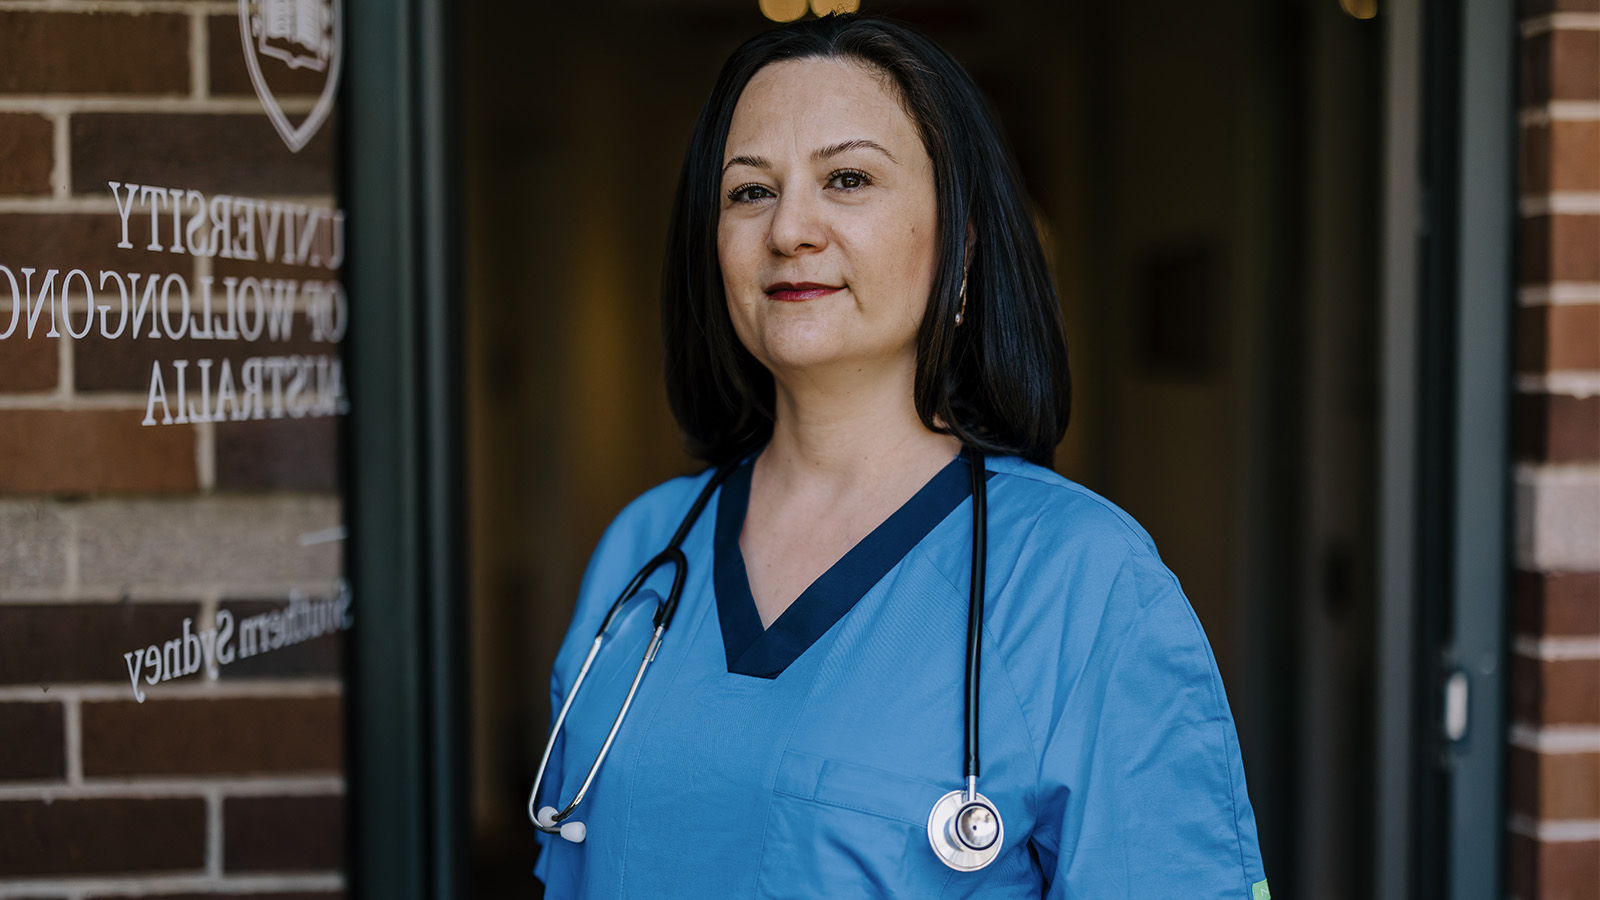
left=534, top=454, right=1267, bottom=899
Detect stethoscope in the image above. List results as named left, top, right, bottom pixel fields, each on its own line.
left=529, top=449, right=1005, bottom=872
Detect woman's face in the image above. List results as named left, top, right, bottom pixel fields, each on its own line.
left=718, top=56, right=939, bottom=386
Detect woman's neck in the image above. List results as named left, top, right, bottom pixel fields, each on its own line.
left=759, top=364, right=960, bottom=492
left=740, top=364, right=962, bottom=627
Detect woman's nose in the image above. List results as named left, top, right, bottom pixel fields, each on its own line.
left=766, top=192, right=827, bottom=256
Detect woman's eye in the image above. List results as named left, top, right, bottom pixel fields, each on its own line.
left=828, top=169, right=870, bottom=191
left=727, top=183, right=774, bottom=203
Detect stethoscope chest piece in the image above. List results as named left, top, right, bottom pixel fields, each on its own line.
left=927, top=789, right=1004, bottom=871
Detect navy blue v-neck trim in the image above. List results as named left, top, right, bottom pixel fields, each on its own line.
left=713, top=455, right=985, bottom=679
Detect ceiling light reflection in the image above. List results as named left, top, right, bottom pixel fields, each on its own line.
left=760, top=0, right=808, bottom=22
left=810, top=0, right=861, bottom=15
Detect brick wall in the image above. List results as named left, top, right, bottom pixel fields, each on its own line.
left=1510, top=3, right=1600, bottom=899
left=0, top=2, right=346, bottom=897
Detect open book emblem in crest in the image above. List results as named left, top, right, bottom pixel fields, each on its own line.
left=239, top=0, right=342, bottom=153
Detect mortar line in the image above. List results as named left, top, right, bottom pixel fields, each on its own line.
left=1513, top=634, right=1600, bottom=660
left=196, top=419, right=217, bottom=493
left=0, top=679, right=344, bottom=703
left=0, top=0, right=237, bottom=13
left=51, top=111, right=69, bottom=198
left=0, top=579, right=346, bottom=605
left=0, top=97, right=320, bottom=115
left=207, top=786, right=224, bottom=877
left=0, top=872, right=344, bottom=899
left=63, top=692, right=82, bottom=785
left=1519, top=284, right=1600, bottom=306
left=0, top=775, right=345, bottom=802
left=191, top=9, right=209, bottom=101
left=1519, top=12, right=1600, bottom=36
left=62, top=501, right=80, bottom=594
left=55, top=318, right=73, bottom=401
left=1519, top=101, right=1600, bottom=126
left=1510, top=722, right=1600, bottom=752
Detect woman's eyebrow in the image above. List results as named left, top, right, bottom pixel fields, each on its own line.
left=812, top=139, right=896, bottom=163
left=722, top=154, right=770, bottom=176
left=721, top=139, right=898, bottom=177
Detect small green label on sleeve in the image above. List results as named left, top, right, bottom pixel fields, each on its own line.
left=1251, top=880, right=1271, bottom=900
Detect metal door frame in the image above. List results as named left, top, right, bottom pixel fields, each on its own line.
left=1376, top=0, right=1514, bottom=896
left=342, top=0, right=467, bottom=897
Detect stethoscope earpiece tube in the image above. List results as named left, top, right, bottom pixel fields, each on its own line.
left=528, top=460, right=740, bottom=842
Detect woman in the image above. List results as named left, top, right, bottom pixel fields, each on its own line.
left=532, top=15, right=1267, bottom=899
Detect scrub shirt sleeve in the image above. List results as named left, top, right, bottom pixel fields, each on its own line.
left=1033, top=551, right=1267, bottom=900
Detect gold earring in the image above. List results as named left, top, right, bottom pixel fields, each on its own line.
left=955, top=268, right=968, bottom=326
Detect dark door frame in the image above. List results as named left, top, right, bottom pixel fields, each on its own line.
left=1379, top=0, right=1514, bottom=896
left=341, top=0, right=468, bottom=897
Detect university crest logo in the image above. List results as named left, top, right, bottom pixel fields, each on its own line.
left=239, top=0, right=343, bottom=153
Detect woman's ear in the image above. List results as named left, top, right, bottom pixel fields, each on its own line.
left=964, top=223, right=976, bottom=270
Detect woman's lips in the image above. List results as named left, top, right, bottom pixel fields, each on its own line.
left=765, top=282, right=842, bottom=302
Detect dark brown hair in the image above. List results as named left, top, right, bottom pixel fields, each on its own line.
left=662, top=15, right=1070, bottom=467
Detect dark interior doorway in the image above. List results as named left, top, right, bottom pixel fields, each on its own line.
left=457, top=1, right=1383, bottom=896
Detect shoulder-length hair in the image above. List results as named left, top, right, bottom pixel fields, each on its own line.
left=662, top=15, right=1070, bottom=468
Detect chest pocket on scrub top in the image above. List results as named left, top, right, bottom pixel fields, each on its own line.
left=757, top=749, right=955, bottom=898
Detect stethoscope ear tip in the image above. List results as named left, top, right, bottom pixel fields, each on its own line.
left=536, top=806, right=588, bottom=843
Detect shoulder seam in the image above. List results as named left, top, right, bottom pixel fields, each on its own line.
left=989, top=469, right=1157, bottom=558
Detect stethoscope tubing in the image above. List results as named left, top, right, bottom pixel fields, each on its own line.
left=964, top=448, right=986, bottom=792
left=529, top=460, right=738, bottom=835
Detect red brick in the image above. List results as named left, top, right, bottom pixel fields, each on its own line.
left=1516, top=570, right=1600, bottom=636
left=1542, top=752, right=1600, bottom=819
left=0, top=797, right=204, bottom=876
left=1523, top=30, right=1600, bottom=105
left=73, top=113, right=336, bottom=198
left=0, top=409, right=196, bottom=494
left=224, top=794, right=343, bottom=872
left=1512, top=833, right=1600, bottom=900
left=75, top=326, right=327, bottom=394
left=1522, top=123, right=1552, bottom=194
left=1511, top=831, right=1537, bottom=900
left=1515, top=654, right=1600, bottom=725
left=209, top=15, right=331, bottom=97
left=1517, top=304, right=1600, bottom=373
left=214, top=250, right=344, bottom=283
left=1550, top=30, right=1600, bottom=101
left=1521, top=121, right=1600, bottom=194
left=0, top=212, right=187, bottom=276
left=0, top=330, right=58, bottom=392
left=0, top=114, right=53, bottom=196
left=215, top=416, right=339, bottom=492
left=1512, top=745, right=1600, bottom=819
left=1550, top=120, right=1600, bottom=193
left=1519, top=215, right=1600, bottom=285
left=0, top=12, right=189, bottom=95
left=82, top=696, right=342, bottom=776
left=1545, top=305, right=1600, bottom=370
left=216, top=598, right=342, bottom=680
left=0, top=602, right=202, bottom=686
left=1515, top=393, right=1600, bottom=462
left=0, top=702, right=64, bottom=780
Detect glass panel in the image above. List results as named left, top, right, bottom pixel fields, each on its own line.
left=0, top=2, right=350, bottom=895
